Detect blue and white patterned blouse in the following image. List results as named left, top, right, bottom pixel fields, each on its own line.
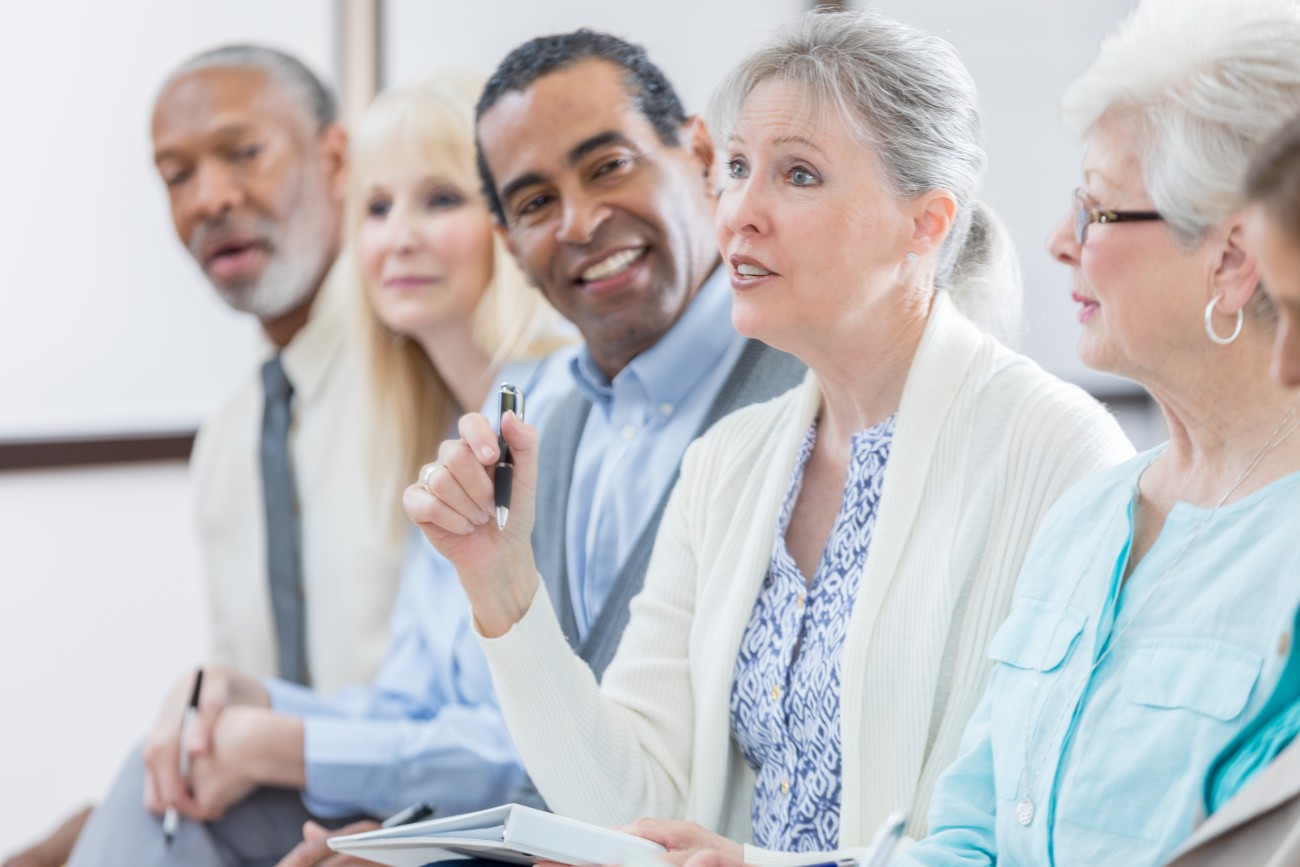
left=730, top=415, right=896, bottom=851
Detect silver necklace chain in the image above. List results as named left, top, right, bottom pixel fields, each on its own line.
left=1012, top=404, right=1300, bottom=828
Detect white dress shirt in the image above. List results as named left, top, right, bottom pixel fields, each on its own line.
left=190, top=258, right=403, bottom=694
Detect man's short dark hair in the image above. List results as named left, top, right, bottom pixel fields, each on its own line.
left=475, top=30, right=688, bottom=224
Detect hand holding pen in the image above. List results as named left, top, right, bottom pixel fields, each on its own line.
left=162, top=668, right=203, bottom=845
left=494, top=384, right=524, bottom=530
left=404, top=384, right=541, bottom=638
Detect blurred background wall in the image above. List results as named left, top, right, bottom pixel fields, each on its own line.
left=0, top=0, right=1159, bottom=852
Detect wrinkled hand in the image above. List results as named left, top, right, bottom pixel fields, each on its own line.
left=276, top=820, right=382, bottom=867
left=142, top=665, right=269, bottom=818
left=623, top=819, right=745, bottom=867
left=403, top=411, right=541, bottom=637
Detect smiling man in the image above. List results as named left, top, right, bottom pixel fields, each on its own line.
left=460, top=30, right=804, bottom=675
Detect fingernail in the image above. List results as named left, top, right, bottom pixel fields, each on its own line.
left=480, top=446, right=494, bottom=461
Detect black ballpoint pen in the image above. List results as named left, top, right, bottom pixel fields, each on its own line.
left=494, top=384, right=524, bottom=530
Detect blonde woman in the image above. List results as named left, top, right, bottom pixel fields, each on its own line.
left=355, top=70, right=572, bottom=542
left=64, top=70, right=573, bottom=867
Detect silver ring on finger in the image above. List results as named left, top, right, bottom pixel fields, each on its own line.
left=419, top=463, right=440, bottom=494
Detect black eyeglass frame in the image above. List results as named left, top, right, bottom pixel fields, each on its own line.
left=1073, top=187, right=1162, bottom=245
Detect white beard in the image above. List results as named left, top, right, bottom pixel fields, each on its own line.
left=192, top=170, right=337, bottom=320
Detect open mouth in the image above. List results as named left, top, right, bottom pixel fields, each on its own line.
left=578, top=247, right=647, bottom=284
left=735, top=263, right=773, bottom=278
left=204, top=239, right=267, bottom=280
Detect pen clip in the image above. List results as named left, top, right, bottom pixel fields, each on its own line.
left=497, top=383, right=523, bottom=462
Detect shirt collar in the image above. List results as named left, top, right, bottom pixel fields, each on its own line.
left=569, top=265, right=736, bottom=412
left=264, top=253, right=352, bottom=404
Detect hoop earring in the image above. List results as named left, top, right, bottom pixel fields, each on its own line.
left=1204, top=293, right=1243, bottom=346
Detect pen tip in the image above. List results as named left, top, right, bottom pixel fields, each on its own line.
left=496, top=506, right=508, bottom=531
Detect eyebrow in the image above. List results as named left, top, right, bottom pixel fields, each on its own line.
left=727, top=133, right=825, bottom=154
left=498, top=130, right=635, bottom=206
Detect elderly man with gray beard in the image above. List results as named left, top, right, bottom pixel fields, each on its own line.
left=8, top=45, right=405, bottom=867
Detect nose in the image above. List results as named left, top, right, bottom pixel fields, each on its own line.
left=557, top=187, right=610, bottom=245
left=718, top=173, right=769, bottom=239
left=388, top=202, right=420, bottom=254
left=1273, top=311, right=1300, bottom=387
left=187, top=159, right=244, bottom=224
left=1047, top=210, right=1080, bottom=267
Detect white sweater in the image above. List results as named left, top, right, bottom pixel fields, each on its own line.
left=479, top=294, right=1134, bottom=861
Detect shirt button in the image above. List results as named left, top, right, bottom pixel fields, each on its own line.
left=1281, top=631, right=1292, bottom=657
left=621, top=424, right=637, bottom=441
left=659, top=403, right=674, bottom=416
left=772, top=685, right=781, bottom=700
left=797, top=592, right=805, bottom=606
left=781, top=780, right=790, bottom=795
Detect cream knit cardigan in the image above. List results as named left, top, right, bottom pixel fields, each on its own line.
left=479, top=294, right=1134, bottom=862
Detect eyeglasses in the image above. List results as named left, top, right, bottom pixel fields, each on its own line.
left=1073, top=188, right=1162, bottom=245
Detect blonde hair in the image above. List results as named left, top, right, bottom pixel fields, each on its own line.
left=348, top=69, right=573, bottom=538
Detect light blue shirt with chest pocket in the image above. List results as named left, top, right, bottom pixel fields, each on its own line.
left=899, top=448, right=1300, bottom=867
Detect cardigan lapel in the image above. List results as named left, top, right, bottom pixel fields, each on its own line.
left=688, top=373, right=823, bottom=827
left=839, top=293, right=988, bottom=841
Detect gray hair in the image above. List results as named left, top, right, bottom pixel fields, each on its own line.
left=1063, top=0, right=1300, bottom=250
left=709, top=9, right=1022, bottom=344
left=163, top=44, right=336, bottom=134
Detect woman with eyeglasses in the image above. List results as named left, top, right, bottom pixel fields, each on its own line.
left=898, top=1, right=1300, bottom=865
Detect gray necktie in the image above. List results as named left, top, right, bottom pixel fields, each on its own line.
left=260, top=356, right=309, bottom=685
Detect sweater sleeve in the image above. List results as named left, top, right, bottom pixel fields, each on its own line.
left=477, top=446, right=706, bottom=825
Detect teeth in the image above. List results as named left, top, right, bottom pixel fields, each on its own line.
left=736, top=263, right=771, bottom=277
left=581, top=247, right=644, bottom=282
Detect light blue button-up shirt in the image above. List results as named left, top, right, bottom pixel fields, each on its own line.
left=900, top=449, right=1300, bottom=867
left=263, top=350, right=577, bottom=819
left=564, top=266, right=745, bottom=639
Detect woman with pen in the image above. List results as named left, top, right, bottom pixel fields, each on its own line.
left=405, top=9, right=1131, bottom=866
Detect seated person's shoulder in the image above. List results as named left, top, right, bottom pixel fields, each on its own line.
left=684, top=380, right=809, bottom=478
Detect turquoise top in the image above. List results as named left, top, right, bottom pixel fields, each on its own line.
left=1205, top=602, right=1300, bottom=812
left=899, top=449, right=1300, bottom=867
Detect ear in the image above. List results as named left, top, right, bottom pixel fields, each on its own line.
left=1212, top=219, right=1262, bottom=313
left=318, top=122, right=350, bottom=204
left=910, top=189, right=957, bottom=255
left=680, top=115, right=717, bottom=194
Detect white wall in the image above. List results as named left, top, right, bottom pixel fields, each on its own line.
left=0, top=463, right=207, bottom=851
left=0, top=1, right=335, bottom=439
left=863, top=0, right=1141, bottom=393
left=383, top=0, right=806, bottom=120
